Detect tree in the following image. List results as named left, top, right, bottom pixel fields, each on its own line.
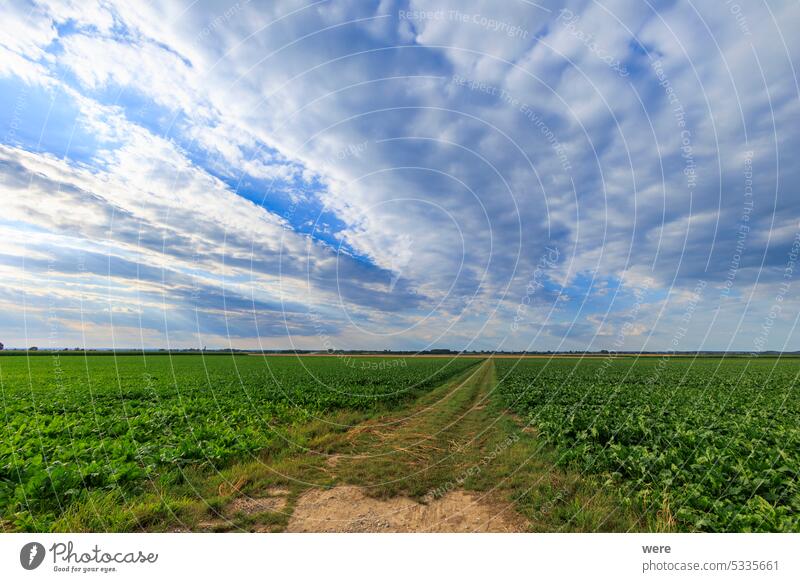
left=0, top=341, right=4, bottom=351
left=28, top=346, right=38, bottom=351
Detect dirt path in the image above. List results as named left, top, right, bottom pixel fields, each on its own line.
left=286, top=486, right=519, bottom=532
left=286, top=359, right=524, bottom=532
left=204, top=359, right=641, bottom=533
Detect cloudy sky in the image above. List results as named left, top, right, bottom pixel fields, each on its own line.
left=0, top=0, right=798, bottom=351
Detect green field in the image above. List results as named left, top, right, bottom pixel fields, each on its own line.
left=0, top=354, right=479, bottom=530
left=1, top=354, right=798, bottom=532
left=495, top=357, right=800, bottom=532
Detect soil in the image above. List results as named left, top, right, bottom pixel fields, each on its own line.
left=286, top=485, right=522, bottom=533
left=228, top=495, right=287, bottom=515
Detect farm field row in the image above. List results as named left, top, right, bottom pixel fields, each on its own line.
left=2, top=353, right=797, bottom=532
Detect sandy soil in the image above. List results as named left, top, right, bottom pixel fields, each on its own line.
left=286, top=486, right=522, bottom=533
left=227, top=495, right=287, bottom=515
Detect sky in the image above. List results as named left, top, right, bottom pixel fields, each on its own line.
left=0, top=0, right=798, bottom=352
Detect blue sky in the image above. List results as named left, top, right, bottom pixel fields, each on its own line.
left=0, top=0, right=799, bottom=351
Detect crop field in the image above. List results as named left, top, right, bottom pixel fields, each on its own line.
left=2, top=354, right=798, bottom=533
left=495, top=357, right=800, bottom=532
left=0, top=354, right=480, bottom=530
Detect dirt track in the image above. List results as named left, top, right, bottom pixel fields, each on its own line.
left=283, top=360, right=524, bottom=532
left=210, top=359, right=639, bottom=533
